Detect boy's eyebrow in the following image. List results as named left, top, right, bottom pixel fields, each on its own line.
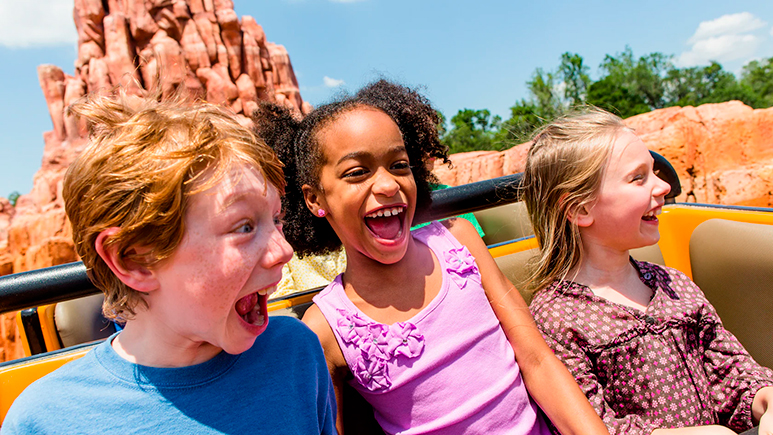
left=336, top=145, right=407, bottom=165
left=219, top=188, right=267, bottom=212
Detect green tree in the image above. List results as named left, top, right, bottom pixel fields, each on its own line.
left=741, top=57, right=773, bottom=107
left=558, top=52, right=591, bottom=106
left=665, top=62, right=761, bottom=108
left=441, top=109, right=502, bottom=154
left=586, top=76, right=650, bottom=118
left=8, top=191, right=19, bottom=207
left=527, top=68, right=562, bottom=117
left=598, top=47, right=671, bottom=110
left=496, top=52, right=590, bottom=144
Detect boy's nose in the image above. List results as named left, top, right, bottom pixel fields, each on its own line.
left=372, top=168, right=400, bottom=197
left=261, top=229, right=293, bottom=269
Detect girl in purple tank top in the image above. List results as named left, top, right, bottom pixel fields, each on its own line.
left=254, top=80, right=608, bottom=435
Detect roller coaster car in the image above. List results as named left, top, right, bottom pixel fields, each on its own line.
left=1, top=152, right=772, bottom=431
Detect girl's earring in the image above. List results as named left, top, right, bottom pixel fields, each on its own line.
left=317, top=209, right=327, bottom=217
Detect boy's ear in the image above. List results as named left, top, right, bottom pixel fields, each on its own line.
left=95, top=228, right=159, bottom=293
left=567, top=203, right=594, bottom=228
left=301, top=184, right=327, bottom=217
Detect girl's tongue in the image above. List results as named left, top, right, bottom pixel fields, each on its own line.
left=365, top=215, right=402, bottom=240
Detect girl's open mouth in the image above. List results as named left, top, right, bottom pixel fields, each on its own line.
left=364, top=206, right=406, bottom=240
left=642, top=208, right=661, bottom=222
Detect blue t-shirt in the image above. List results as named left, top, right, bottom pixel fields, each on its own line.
left=2, top=316, right=336, bottom=434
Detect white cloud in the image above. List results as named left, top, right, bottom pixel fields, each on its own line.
left=323, top=76, right=345, bottom=87
left=677, top=12, right=767, bottom=67
left=677, top=34, right=761, bottom=66
left=0, top=0, right=77, bottom=48
left=688, top=12, right=766, bottom=43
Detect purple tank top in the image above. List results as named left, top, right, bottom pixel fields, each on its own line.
left=313, top=221, right=550, bottom=435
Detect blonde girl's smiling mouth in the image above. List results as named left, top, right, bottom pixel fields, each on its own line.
left=642, top=206, right=662, bottom=223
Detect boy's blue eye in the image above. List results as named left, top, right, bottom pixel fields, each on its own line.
left=236, top=222, right=254, bottom=233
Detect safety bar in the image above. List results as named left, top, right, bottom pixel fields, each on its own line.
left=0, top=151, right=680, bottom=315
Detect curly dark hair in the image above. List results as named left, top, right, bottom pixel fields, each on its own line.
left=253, top=79, right=450, bottom=257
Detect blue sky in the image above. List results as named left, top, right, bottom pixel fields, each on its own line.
left=1, top=0, right=773, bottom=197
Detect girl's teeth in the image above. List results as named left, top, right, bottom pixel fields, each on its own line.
left=366, top=207, right=403, bottom=218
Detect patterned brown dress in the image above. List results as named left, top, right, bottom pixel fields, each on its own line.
left=530, top=259, right=773, bottom=434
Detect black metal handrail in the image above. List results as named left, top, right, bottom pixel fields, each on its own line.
left=0, top=150, right=681, bottom=315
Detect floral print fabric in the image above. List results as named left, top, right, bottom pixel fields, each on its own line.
left=445, top=246, right=481, bottom=290
left=337, top=308, right=425, bottom=392
left=530, top=259, right=773, bottom=434
left=334, top=244, right=481, bottom=392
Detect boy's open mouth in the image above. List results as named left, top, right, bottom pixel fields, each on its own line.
left=364, top=206, right=406, bottom=240
left=235, top=288, right=272, bottom=327
left=642, top=208, right=661, bottom=222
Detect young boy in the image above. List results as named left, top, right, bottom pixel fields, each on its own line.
left=1, top=93, right=337, bottom=434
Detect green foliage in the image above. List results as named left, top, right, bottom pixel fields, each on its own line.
left=496, top=100, right=552, bottom=145
left=440, top=48, right=773, bottom=154
left=441, top=109, right=502, bottom=154
left=586, top=76, right=650, bottom=118
left=8, top=191, right=19, bottom=207
left=597, top=47, right=671, bottom=109
left=558, top=52, right=591, bottom=106
left=741, top=58, right=773, bottom=107
left=666, top=62, right=761, bottom=108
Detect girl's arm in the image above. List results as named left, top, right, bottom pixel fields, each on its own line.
left=446, top=218, right=608, bottom=435
left=303, top=304, right=349, bottom=434
left=753, top=386, right=773, bottom=435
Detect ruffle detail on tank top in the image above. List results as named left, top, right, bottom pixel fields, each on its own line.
left=444, top=246, right=481, bottom=290
left=336, top=308, right=425, bottom=392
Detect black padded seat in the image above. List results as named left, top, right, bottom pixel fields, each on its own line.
left=690, top=219, right=773, bottom=368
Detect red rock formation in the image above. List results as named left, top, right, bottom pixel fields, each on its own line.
left=0, top=0, right=306, bottom=362
left=435, top=102, right=773, bottom=207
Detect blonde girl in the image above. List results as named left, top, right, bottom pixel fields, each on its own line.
left=524, top=107, right=773, bottom=435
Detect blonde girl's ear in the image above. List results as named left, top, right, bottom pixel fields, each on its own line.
left=567, top=203, right=594, bottom=228
left=302, top=183, right=327, bottom=218
left=95, top=228, right=159, bottom=293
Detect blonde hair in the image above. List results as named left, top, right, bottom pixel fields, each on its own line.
left=63, top=92, right=285, bottom=320
left=522, top=107, right=629, bottom=293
